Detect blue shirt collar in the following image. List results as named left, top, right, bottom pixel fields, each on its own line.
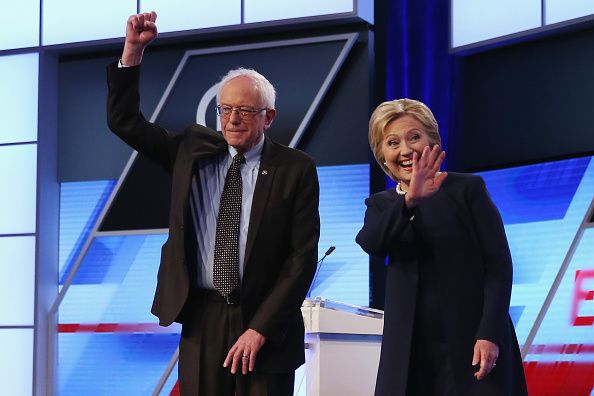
left=228, top=135, right=264, bottom=169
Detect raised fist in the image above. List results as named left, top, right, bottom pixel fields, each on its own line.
left=121, top=11, right=157, bottom=66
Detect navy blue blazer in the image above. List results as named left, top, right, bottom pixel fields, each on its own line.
left=357, top=173, right=527, bottom=396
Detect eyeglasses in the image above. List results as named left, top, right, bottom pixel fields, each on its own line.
left=216, top=105, right=267, bottom=119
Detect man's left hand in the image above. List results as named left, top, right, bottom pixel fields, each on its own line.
left=224, top=328, right=266, bottom=374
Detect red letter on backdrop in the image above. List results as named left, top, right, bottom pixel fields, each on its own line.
left=572, top=269, right=594, bottom=326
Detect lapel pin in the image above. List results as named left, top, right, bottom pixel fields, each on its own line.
left=261, top=170, right=268, bottom=175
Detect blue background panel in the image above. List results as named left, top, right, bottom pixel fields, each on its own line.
left=59, top=234, right=167, bottom=324
left=59, top=333, right=180, bottom=396
left=479, top=157, right=590, bottom=225
left=59, top=180, right=116, bottom=281
left=312, top=164, right=369, bottom=305
left=479, top=156, right=594, bottom=349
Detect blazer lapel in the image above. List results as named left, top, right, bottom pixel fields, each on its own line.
left=244, top=137, right=278, bottom=268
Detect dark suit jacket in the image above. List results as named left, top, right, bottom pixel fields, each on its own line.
left=106, top=63, right=320, bottom=372
left=356, top=173, right=527, bottom=396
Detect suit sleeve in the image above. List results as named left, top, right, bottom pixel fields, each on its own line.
left=106, top=62, right=180, bottom=173
left=355, top=191, right=416, bottom=257
left=248, top=161, right=320, bottom=344
left=467, top=176, right=513, bottom=345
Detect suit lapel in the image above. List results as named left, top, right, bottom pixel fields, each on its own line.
left=244, top=137, right=278, bottom=268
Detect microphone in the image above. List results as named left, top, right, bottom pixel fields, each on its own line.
left=307, top=246, right=336, bottom=298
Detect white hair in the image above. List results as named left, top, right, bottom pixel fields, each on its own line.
left=216, top=68, right=276, bottom=109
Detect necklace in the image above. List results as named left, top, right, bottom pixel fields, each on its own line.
left=395, top=182, right=407, bottom=195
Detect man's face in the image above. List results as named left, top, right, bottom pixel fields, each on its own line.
left=218, top=76, right=276, bottom=153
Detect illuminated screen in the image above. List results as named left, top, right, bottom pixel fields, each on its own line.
left=140, top=0, right=240, bottom=33
left=451, top=0, right=541, bottom=48
left=57, top=163, right=369, bottom=395
left=0, top=53, right=39, bottom=144
left=0, top=236, right=35, bottom=326
left=245, top=0, right=353, bottom=23
left=0, top=0, right=39, bottom=50
left=451, top=0, right=594, bottom=49
left=546, top=0, right=594, bottom=25
left=42, top=0, right=135, bottom=45
left=477, top=156, right=594, bottom=395
left=0, top=144, right=37, bottom=234
left=0, top=329, right=33, bottom=395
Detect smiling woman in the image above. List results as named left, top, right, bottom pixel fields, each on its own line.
left=356, top=99, right=527, bottom=396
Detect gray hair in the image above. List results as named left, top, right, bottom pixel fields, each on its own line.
left=216, top=68, right=276, bottom=109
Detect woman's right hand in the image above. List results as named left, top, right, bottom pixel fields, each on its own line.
left=405, top=145, right=447, bottom=208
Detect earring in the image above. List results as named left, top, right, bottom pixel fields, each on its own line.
left=383, top=162, right=387, bottom=166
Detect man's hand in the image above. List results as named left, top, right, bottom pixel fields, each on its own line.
left=405, top=145, right=447, bottom=209
left=472, top=339, right=499, bottom=380
left=223, top=328, right=266, bottom=375
left=121, top=12, right=158, bottom=67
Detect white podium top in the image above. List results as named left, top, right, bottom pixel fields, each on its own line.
left=301, top=298, right=384, bottom=335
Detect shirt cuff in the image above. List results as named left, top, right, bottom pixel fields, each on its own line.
left=117, top=59, right=131, bottom=68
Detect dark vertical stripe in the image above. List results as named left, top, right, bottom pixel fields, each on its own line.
left=241, top=0, right=245, bottom=24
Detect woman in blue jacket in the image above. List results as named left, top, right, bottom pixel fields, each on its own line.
left=356, top=99, right=527, bottom=396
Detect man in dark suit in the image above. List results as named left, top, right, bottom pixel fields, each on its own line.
left=107, top=11, right=320, bottom=396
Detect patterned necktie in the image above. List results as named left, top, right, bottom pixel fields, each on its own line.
left=213, top=153, right=244, bottom=297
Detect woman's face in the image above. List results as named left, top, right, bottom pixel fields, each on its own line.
left=381, top=115, right=433, bottom=187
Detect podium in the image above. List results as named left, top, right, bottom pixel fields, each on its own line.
left=300, top=298, right=384, bottom=396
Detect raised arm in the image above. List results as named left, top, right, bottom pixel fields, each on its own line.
left=107, top=11, right=181, bottom=173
